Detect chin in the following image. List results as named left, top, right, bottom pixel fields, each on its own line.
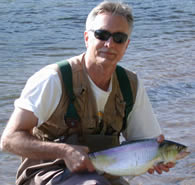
left=97, top=56, right=116, bottom=64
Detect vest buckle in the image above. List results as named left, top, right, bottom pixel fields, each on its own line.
left=65, top=117, right=80, bottom=128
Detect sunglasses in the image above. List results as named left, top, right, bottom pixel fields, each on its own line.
left=90, top=29, right=128, bottom=44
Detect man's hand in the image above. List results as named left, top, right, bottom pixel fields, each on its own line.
left=63, top=144, right=95, bottom=173
left=147, top=134, right=175, bottom=174
left=0, top=107, right=95, bottom=174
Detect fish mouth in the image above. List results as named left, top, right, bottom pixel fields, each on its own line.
left=176, top=149, right=190, bottom=160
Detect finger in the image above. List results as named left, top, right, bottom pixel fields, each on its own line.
left=166, top=162, right=175, bottom=168
left=157, top=134, right=165, bottom=143
left=86, top=158, right=96, bottom=172
left=148, top=168, right=154, bottom=174
left=154, top=165, right=162, bottom=174
left=67, top=161, right=82, bottom=173
left=74, top=157, right=95, bottom=173
left=72, top=157, right=87, bottom=173
left=159, top=163, right=169, bottom=172
left=81, top=146, right=90, bottom=153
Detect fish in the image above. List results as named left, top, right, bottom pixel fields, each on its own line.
left=89, top=139, right=190, bottom=176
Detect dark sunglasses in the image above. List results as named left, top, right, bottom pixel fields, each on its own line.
left=90, top=29, right=128, bottom=44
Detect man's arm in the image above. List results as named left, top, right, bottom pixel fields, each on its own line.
left=1, top=107, right=95, bottom=173
left=123, top=78, right=175, bottom=174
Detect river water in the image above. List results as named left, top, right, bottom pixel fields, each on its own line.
left=0, top=0, right=194, bottom=184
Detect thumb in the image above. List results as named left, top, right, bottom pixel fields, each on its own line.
left=157, top=134, right=165, bottom=143
left=81, top=146, right=90, bottom=153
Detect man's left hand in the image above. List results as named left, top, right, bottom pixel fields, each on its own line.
left=147, top=134, right=175, bottom=174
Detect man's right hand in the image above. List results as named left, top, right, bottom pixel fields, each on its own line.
left=1, top=107, right=95, bottom=173
left=63, top=145, right=95, bottom=173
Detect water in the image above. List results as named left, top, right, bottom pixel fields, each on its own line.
left=0, top=0, right=194, bottom=184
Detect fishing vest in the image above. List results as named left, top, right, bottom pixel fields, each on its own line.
left=16, top=53, right=138, bottom=185
left=33, top=53, right=137, bottom=152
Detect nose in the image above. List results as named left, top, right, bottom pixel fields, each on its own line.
left=104, top=36, right=115, bottom=48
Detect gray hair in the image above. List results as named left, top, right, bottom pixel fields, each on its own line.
left=86, top=1, right=134, bottom=34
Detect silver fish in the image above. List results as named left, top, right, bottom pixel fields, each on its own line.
left=89, top=139, right=190, bottom=176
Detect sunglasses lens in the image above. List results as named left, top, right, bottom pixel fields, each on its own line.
left=94, top=30, right=110, bottom=41
left=93, top=29, right=128, bottom=44
left=113, top=33, right=128, bottom=44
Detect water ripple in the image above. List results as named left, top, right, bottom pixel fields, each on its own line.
left=0, top=0, right=195, bottom=184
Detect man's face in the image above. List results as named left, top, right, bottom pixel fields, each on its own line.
left=84, top=13, right=130, bottom=67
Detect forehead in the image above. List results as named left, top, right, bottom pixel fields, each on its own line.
left=92, top=13, right=130, bottom=33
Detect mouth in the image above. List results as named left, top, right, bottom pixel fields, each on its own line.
left=176, top=149, right=190, bottom=160
left=98, top=50, right=116, bottom=59
left=100, top=51, right=115, bottom=55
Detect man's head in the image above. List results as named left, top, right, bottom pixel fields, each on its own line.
left=84, top=1, right=134, bottom=68
left=86, top=1, right=134, bottom=35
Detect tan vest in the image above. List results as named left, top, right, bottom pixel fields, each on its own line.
left=33, top=53, right=137, bottom=152
left=16, top=53, right=137, bottom=185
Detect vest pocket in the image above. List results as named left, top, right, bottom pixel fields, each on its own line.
left=81, top=118, right=98, bottom=134
left=74, top=87, right=87, bottom=117
left=113, top=96, right=126, bottom=132
left=115, top=96, right=126, bottom=118
left=104, top=96, right=126, bottom=132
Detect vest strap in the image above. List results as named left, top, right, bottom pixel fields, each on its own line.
left=116, top=65, right=134, bottom=130
left=57, top=60, right=80, bottom=122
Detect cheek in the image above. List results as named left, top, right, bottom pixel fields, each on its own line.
left=116, top=45, right=128, bottom=60
left=118, top=45, right=127, bottom=54
left=119, top=40, right=129, bottom=53
left=88, top=38, right=104, bottom=51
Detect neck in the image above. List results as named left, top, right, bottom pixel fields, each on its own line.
left=84, top=57, right=116, bottom=91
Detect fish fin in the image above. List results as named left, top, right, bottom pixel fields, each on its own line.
left=121, top=138, right=156, bottom=145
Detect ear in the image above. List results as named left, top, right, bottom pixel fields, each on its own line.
left=84, top=31, right=89, bottom=48
left=125, top=39, right=130, bottom=49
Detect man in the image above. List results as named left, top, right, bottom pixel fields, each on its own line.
left=1, top=1, right=174, bottom=185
